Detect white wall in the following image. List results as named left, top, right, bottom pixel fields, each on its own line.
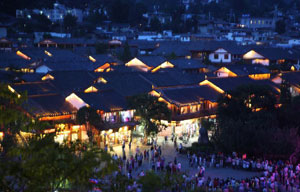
left=209, top=48, right=231, bottom=63
left=35, top=65, right=52, bottom=73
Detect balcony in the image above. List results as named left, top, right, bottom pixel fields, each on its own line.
left=171, top=108, right=217, bottom=121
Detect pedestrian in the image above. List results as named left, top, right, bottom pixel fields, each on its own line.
left=122, top=140, right=125, bottom=150
left=129, top=140, right=132, bottom=150
left=152, top=160, right=155, bottom=171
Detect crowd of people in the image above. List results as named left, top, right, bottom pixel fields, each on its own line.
left=102, top=138, right=300, bottom=191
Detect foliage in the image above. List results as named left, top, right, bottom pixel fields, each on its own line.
left=275, top=20, right=286, bottom=34
left=280, top=81, right=292, bottom=106
left=43, top=33, right=52, bottom=39
left=108, top=0, right=131, bottom=23
left=76, top=106, right=103, bottom=128
left=0, top=84, right=116, bottom=191
left=186, top=142, right=215, bottom=154
left=214, top=84, right=298, bottom=157
left=200, top=118, right=215, bottom=131
left=128, top=94, right=171, bottom=137
left=149, top=17, right=162, bottom=32
left=165, top=52, right=177, bottom=60
left=0, top=135, right=116, bottom=191
left=31, top=13, right=52, bottom=31
left=95, top=42, right=109, bottom=54
left=76, top=106, right=103, bottom=143
left=120, top=42, right=132, bottom=63
left=138, top=171, right=163, bottom=192
left=64, top=14, right=77, bottom=32
left=0, top=83, right=45, bottom=153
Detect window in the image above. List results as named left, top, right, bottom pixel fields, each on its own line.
left=224, top=54, right=229, bottom=60
left=214, top=54, right=219, bottom=59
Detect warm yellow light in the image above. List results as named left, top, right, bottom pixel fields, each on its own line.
left=149, top=90, right=161, bottom=97
left=84, top=86, right=98, bottom=93
left=65, top=93, right=89, bottom=109
left=217, top=67, right=237, bottom=77
left=44, top=128, right=56, bottom=133
left=94, top=63, right=110, bottom=72
left=89, top=56, right=96, bottom=62
left=44, top=50, right=52, bottom=57
left=16, top=50, right=31, bottom=60
left=72, top=125, right=80, bottom=130
left=291, top=66, right=295, bottom=71
left=243, top=50, right=264, bottom=59
left=249, top=74, right=270, bottom=80
left=253, top=59, right=269, bottom=66
left=125, top=58, right=151, bottom=72
left=8, top=85, right=21, bottom=98
left=199, top=80, right=225, bottom=94
left=97, top=77, right=107, bottom=84
left=151, top=61, right=173, bottom=73
left=0, top=132, right=4, bottom=137
left=41, top=74, right=54, bottom=81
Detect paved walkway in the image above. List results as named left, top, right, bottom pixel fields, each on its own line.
left=108, top=136, right=261, bottom=180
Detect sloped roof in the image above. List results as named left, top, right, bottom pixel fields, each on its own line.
left=90, top=54, right=119, bottom=69
left=93, top=72, right=153, bottom=97
left=128, top=40, right=158, bottom=50
left=40, top=38, right=96, bottom=45
left=136, top=56, right=166, bottom=68
left=140, top=70, right=205, bottom=88
left=223, top=64, right=270, bottom=75
left=281, top=71, right=300, bottom=86
left=47, top=71, right=97, bottom=95
left=0, top=71, right=15, bottom=83
left=169, top=59, right=206, bottom=69
left=10, top=81, right=58, bottom=96
left=76, top=90, right=128, bottom=112
left=152, top=41, right=190, bottom=57
left=42, top=49, right=93, bottom=71
left=26, top=94, right=76, bottom=116
left=0, top=51, right=35, bottom=69
left=208, top=76, right=257, bottom=92
left=155, top=85, right=221, bottom=106
left=188, top=40, right=238, bottom=52
left=20, top=73, right=44, bottom=82
left=208, top=76, right=279, bottom=93
left=253, top=48, right=300, bottom=60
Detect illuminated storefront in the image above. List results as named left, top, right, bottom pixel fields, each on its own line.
left=98, top=126, right=132, bottom=146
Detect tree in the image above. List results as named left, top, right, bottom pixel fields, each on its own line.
left=0, top=84, right=116, bottom=191
left=108, top=0, right=131, bottom=23
left=120, top=42, right=132, bottom=63
left=214, top=84, right=297, bottom=157
left=64, top=14, right=77, bottom=32
left=76, top=106, right=103, bottom=144
left=128, top=94, right=171, bottom=141
left=138, top=171, right=163, bottom=192
left=149, top=17, right=162, bottom=32
left=280, top=81, right=292, bottom=106
left=95, top=43, right=109, bottom=54
left=275, top=20, right=286, bottom=34
left=1, top=134, right=116, bottom=191
left=31, top=13, right=52, bottom=31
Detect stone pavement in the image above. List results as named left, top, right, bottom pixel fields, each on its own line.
left=108, top=136, right=262, bottom=180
